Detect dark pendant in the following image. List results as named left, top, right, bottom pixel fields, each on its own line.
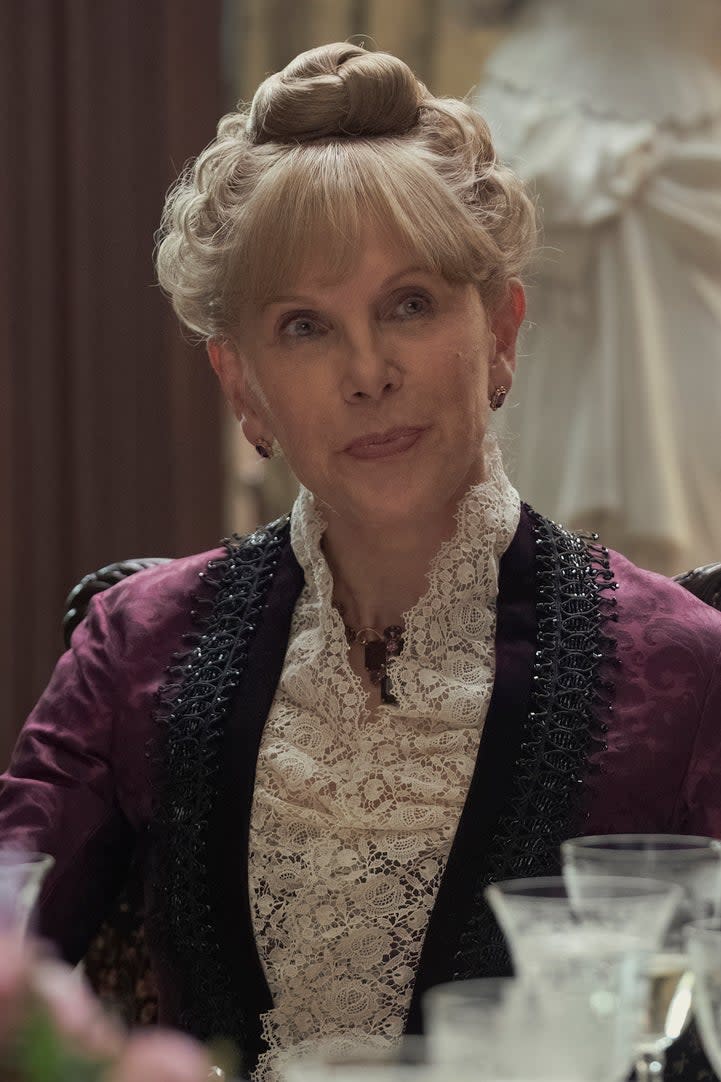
left=380, top=675, right=398, bottom=706
left=342, top=618, right=405, bottom=706
left=364, top=639, right=388, bottom=675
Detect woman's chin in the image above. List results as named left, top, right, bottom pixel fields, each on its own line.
left=338, top=484, right=453, bottom=533
left=315, top=452, right=484, bottom=533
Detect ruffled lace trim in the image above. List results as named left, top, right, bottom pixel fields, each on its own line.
left=248, top=437, right=520, bottom=1079
left=286, top=435, right=520, bottom=727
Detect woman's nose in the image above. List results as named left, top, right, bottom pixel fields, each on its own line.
left=340, top=332, right=402, bottom=401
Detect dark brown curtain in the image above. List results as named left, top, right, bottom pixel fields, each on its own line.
left=0, top=1, right=225, bottom=766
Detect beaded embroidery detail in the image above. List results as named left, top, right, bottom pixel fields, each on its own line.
left=149, top=516, right=290, bottom=1057
left=452, top=506, right=617, bottom=979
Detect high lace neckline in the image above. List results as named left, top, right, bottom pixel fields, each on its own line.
left=289, top=435, right=521, bottom=725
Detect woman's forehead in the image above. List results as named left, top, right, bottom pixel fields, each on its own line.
left=252, top=224, right=446, bottom=310
left=284, top=228, right=430, bottom=290
left=235, top=157, right=483, bottom=312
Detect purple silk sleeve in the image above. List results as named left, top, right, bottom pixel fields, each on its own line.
left=0, top=549, right=221, bottom=963
left=582, top=550, right=721, bottom=839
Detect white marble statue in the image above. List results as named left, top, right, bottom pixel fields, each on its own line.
left=473, top=0, right=721, bottom=573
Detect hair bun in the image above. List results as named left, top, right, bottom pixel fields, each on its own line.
left=247, top=42, right=423, bottom=144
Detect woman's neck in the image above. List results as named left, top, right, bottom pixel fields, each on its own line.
left=321, top=504, right=461, bottom=632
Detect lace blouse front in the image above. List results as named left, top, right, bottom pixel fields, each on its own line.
left=248, top=442, right=520, bottom=1076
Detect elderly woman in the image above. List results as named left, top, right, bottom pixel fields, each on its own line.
left=1, top=41, right=721, bottom=1081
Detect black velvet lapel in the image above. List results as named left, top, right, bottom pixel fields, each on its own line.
left=210, top=537, right=305, bottom=1073
left=149, top=517, right=303, bottom=1073
left=405, top=505, right=538, bottom=1030
left=406, top=504, right=617, bottom=1031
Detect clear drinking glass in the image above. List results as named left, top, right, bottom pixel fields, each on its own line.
left=684, top=918, right=721, bottom=1078
left=424, top=968, right=646, bottom=1082
left=482, top=877, right=679, bottom=1080
left=279, top=1037, right=441, bottom=1082
left=561, top=834, right=721, bottom=1082
left=0, top=849, right=54, bottom=936
left=485, top=875, right=681, bottom=978
left=424, top=977, right=518, bottom=1071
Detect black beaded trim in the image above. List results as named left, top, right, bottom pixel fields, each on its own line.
left=148, top=515, right=291, bottom=1044
left=453, top=506, right=618, bottom=979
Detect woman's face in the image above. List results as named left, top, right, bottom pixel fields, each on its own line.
left=210, top=227, right=524, bottom=530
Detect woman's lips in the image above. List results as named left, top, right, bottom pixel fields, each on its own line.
left=343, top=427, right=426, bottom=460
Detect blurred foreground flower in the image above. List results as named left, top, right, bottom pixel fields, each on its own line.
left=0, top=935, right=210, bottom=1082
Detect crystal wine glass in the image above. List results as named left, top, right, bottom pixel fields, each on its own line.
left=486, top=875, right=681, bottom=978
left=484, top=876, right=679, bottom=1080
left=279, top=1037, right=436, bottom=1082
left=0, top=848, right=54, bottom=937
left=424, top=969, right=647, bottom=1082
left=561, top=834, right=721, bottom=1082
left=684, top=917, right=721, bottom=1078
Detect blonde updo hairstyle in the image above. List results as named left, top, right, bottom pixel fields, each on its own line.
left=156, top=42, right=537, bottom=341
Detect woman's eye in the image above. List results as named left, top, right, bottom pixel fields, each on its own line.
left=281, top=314, right=323, bottom=339
left=393, top=293, right=430, bottom=319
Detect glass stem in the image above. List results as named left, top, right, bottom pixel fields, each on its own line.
left=635, top=1050, right=666, bottom=1082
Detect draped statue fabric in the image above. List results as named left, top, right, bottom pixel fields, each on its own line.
left=474, top=0, right=721, bottom=574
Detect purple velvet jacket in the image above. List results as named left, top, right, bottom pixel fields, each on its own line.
left=1, top=507, right=721, bottom=1070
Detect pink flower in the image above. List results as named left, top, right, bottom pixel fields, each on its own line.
left=106, top=1031, right=211, bottom=1082
left=0, top=934, right=26, bottom=1043
left=31, top=953, right=124, bottom=1059
left=0, top=935, right=211, bottom=1081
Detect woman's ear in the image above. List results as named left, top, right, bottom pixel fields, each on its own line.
left=488, top=278, right=526, bottom=392
left=207, top=338, right=272, bottom=452
left=207, top=338, right=248, bottom=422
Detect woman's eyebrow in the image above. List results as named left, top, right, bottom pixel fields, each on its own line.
left=261, top=293, right=317, bottom=311
left=378, top=265, right=432, bottom=289
left=262, top=266, right=433, bottom=311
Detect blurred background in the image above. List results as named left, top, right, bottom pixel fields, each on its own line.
left=3, top=0, right=721, bottom=767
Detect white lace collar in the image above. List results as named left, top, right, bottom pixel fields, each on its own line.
left=287, top=437, right=521, bottom=727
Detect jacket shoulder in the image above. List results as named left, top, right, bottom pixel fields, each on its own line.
left=83, top=516, right=292, bottom=661
left=86, top=548, right=225, bottom=626
left=609, top=547, right=721, bottom=649
left=67, top=548, right=226, bottom=687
